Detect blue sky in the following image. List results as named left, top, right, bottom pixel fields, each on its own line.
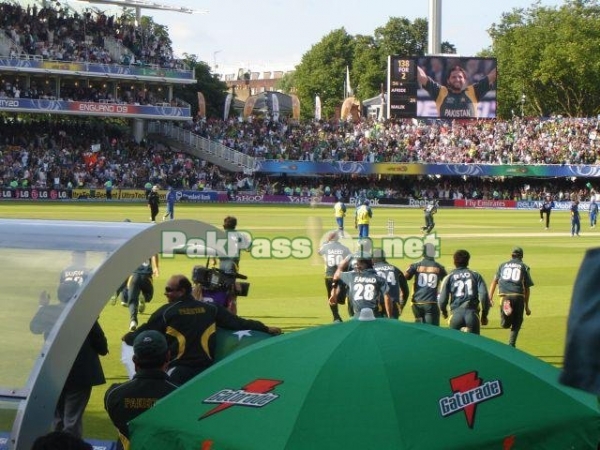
left=74, top=0, right=564, bottom=75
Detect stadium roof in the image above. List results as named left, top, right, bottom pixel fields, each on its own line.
left=75, top=0, right=207, bottom=16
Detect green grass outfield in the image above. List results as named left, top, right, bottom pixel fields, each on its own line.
left=0, top=202, right=594, bottom=440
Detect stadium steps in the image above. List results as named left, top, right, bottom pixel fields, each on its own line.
left=147, top=122, right=257, bottom=173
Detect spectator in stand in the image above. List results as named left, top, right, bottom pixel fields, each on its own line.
left=3, top=115, right=600, bottom=199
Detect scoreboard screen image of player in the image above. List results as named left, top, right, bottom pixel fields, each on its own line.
left=387, top=55, right=497, bottom=119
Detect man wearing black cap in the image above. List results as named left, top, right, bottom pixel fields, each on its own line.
left=104, top=330, right=178, bottom=450
left=489, top=247, right=534, bottom=347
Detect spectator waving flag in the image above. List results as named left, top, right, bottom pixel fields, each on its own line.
left=223, top=93, right=233, bottom=120
left=271, top=93, right=279, bottom=122
left=346, top=65, right=353, bottom=98
left=197, top=92, right=206, bottom=118
left=315, top=95, right=322, bottom=120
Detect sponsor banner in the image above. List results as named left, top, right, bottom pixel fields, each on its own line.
left=74, top=189, right=161, bottom=200
left=74, top=189, right=150, bottom=200
left=320, top=196, right=336, bottom=204
left=517, top=200, right=593, bottom=211
left=347, top=197, right=455, bottom=208
left=402, top=198, right=454, bottom=208
left=0, top=57, right=194, bottom=81
left=0, top=188, right=71, bottom=200
left=118, top=189, right=149, bottom=201
left=0, top=188, right=226, bottom=202
left=375, top=163, right=427, bottom=175
left=233, top=194, right=320, bottom=204
left=234, top=194, right=265, bottom=203
left=0, top=188, right=14, bottom=199
left=0, top=99, right=191, bottom=120
left=455, top=199, right=516, bottom=209
left=73, top=188, right=110, bottom=200
left=177, top=190, right=221, bottom=202
left=349, top=197, right=383, bottom=207
left=253, top=160, right=600, bottom=177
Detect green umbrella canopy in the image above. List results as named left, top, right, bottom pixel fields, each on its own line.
left=130, top=318, right=600, bottom=450
left=214, top=327, right=274, bottom=361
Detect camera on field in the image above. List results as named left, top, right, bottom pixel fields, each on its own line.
left=192, top=265, right=250, bottom=297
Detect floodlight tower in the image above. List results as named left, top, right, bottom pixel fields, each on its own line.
left=428, top=0, right=442, bottom=55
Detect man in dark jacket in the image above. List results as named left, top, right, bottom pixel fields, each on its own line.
left=123, top=274, right=282, bottom=385
left=105, top=330, right=178, bottom=450
left=30, top=280, right=108, bottom=438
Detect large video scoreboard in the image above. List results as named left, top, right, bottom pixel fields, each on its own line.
left=387, top=55, right=497, bottom=119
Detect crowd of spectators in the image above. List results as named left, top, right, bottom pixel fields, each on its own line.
left=0, top=76, right=171, bottom=105
left=0, top=1, right=182, bottom=69
left=0, top=116, right=597, bottom=203
left=0, top=118, right=226, bottom=192
left=189, top=115, right=600, bottom=167
left=0, top=4, right=597, bottom=201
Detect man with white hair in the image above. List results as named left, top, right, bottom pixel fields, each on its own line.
left=147, top=185, right=160, bottom=223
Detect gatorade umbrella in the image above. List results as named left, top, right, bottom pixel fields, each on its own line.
left=130, top=313, right=600, bottom=450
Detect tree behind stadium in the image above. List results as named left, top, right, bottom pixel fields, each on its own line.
left=490, top=0, right=600, bottom=118
left=292, top=18, right=455, bottom=120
